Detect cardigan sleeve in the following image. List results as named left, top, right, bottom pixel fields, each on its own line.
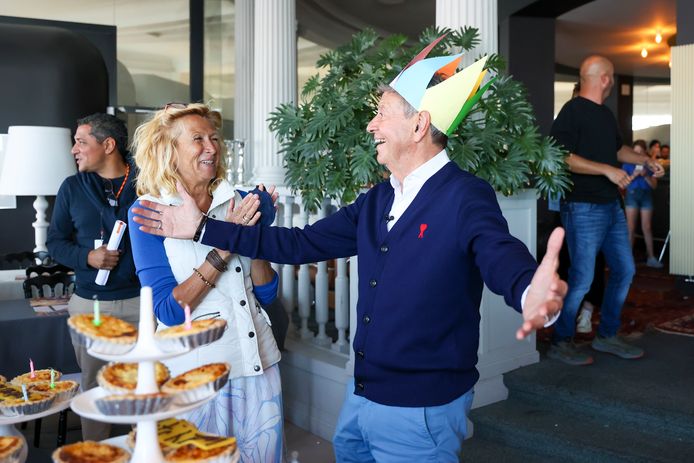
left=458, top=179, right=537, bottom=312
left=201, top=193, right=365, bottom=264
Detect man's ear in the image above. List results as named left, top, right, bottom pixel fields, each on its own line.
left=102, top=137, right=116, bottom=155
left=414, top=111, right=431, bottom=142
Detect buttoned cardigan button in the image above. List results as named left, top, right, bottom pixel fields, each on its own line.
left=362, top=315, right=370, bottom=324
left=369, top=279, right=377, bottom=287
left=357, top=351, right=364, bottom=359
left=380, top=245, right=388, bottom=253
left=356, top=383, right=365, bottom=391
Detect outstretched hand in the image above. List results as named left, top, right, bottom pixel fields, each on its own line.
left=517, top=227, right=568, bottom=340
left=131, top=182, right=204, bottom=239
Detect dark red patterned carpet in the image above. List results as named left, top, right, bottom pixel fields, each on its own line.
left=538, top=261, right=694, bottom=342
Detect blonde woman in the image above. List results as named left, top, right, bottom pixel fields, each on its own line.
left=127, top=103, right=284, bottom=462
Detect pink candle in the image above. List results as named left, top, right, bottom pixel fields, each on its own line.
left=29, top=358, right=35, bottom=379
left=184, top=304, right=192, bottom=330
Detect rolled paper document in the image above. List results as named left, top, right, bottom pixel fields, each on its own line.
left=95, top=220, right=127, bottom=286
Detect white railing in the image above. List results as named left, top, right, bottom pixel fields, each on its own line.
left=272, top=190, right=356, bottom=361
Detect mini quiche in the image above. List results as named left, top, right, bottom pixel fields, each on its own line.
left=68, top=314, right=137, bottom=355
left=97, top=361, right=170, bottom=394
left=51, top=441, right=130, bottom=463
left=161, top=363, right=230, bottom=404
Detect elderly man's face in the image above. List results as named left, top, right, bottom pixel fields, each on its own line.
left=366, top=91, right=417, bottom=169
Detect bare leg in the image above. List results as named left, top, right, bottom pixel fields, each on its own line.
left=625, top=207, right=639, bottom=248
left=641, top=208, right=655, bottom=259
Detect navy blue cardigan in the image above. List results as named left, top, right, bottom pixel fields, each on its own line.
left=202, top=162, right=537, bottom=406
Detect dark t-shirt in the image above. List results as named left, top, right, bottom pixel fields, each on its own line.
left=550, top=96, right=622, bottom=204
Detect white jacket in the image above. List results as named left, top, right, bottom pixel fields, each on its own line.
left=140, top=181, right=281, bottom=378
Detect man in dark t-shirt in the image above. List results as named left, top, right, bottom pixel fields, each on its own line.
left=548, top=55, right=664, bottom=366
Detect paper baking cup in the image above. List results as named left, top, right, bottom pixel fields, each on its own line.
left=167, top=369, right=230, bottom=405
left=0, top=394, right=56, bottom=417
left=95, top=393, right=173, bottom=416
left=155, top=323, right=226, bottom=352
left=68, top=327, right=135, bottom=355
left=27, top=381, right=79, bottom=403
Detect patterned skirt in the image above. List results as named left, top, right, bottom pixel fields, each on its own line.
left=179, top=364, right=285, bottom=462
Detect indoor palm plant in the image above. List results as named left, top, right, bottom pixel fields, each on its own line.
left=269, top=27, right=570, bottom=212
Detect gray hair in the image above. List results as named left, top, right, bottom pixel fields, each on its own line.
left=77, top=113, right=129, bottom=159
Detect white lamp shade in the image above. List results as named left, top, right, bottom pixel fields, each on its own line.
left=0, top=126, right=76, bottom=196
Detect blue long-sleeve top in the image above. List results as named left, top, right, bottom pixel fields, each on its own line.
left=196, top=162, right=538, bottom=407
left=47, top=168, right=140, bottom=300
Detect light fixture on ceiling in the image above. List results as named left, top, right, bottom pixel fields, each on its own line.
left=655, top=30, right=662, bottom=44
left=641, top=47, right=648, bottom=58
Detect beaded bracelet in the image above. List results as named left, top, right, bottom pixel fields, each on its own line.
left=193, top=213, right=209, bottom=242
left=206, top=249, right=228, bottom=273
left=192, top=267, right=215, bottom=288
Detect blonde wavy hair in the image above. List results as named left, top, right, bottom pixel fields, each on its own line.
left=132, top=103, right=226, bottom=197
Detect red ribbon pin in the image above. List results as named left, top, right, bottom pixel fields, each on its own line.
left=418, top=223, right=428, bottom=239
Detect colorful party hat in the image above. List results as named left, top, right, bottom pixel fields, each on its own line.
left=389, top=34, right=494, bottom=135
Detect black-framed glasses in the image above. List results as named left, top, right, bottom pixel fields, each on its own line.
left=104, top=179, right=118, bottom=207
left=164, top=102, right=188, bottom=112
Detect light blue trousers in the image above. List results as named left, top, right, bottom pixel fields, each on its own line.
left=333, top=384, right=474, bottom=462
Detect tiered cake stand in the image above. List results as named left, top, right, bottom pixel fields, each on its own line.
left=70, top=287, right=238, bottom=463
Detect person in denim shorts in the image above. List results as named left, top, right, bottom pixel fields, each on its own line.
left=622, top=139, right=661, bottom=268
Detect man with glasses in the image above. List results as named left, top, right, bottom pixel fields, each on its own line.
left=47, top=113, right=140, bottom=441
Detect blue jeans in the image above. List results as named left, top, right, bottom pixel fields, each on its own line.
left=333, top=384, right=474, bottom=462
left=554, top=201, right=635, bottom=340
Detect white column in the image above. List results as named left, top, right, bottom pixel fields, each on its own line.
left=252, top=0, right=296, bottom=186
left=332, top=257, right=349, bottom=354
left=436, top=0, right=497, bottom=66
left=280, top=195, right=296, bottom=336
left=234, top=0, right=254, bottom=182
left=297, top=208, right=312, bottom=339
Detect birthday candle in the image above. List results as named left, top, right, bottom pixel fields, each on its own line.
left=184, top=304, right=192, bottom=330
left=50, top=368, right=55, bottom=389
left=29, top=358, right=35, bottom=378
left=21, top=384, right=28, bottom=402
left=92, top=295, right=101, bottom=326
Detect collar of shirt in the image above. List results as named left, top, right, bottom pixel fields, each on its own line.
left=387, top=149, right=450, bottom=231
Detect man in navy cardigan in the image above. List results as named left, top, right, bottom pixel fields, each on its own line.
left=133, top=46, right=567, bottom=462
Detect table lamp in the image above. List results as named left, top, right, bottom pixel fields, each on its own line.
left=0, top=126, right=76, bottom=252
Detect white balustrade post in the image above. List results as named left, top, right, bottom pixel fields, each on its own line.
left=332, top=257, right=349, bottom=353
left=252, top=0, right=296, bottom=186
left=313, top=200, right=331, bottom=346
left=234, top=0, right=254, bottom=182
left=345, top=256, right=359, bottom=376
left=436, top=0, right=498, bottom=67
left=280, top=195, right=296, bottom=337
left=297, top=208, right=313, bottom=339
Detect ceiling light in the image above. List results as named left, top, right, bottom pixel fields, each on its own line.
left=641, top=47, right=648, bottom=58
left=655, top=31, right=662, bottom=44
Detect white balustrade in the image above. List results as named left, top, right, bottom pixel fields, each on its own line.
left=246, top=187, right=355, bottom=361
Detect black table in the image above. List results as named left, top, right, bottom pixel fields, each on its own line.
left=0, top=299, right=79, bottom=378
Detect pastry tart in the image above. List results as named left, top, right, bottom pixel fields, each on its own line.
left=0, top=383, right=56, bottom=416
left=0, top=435, right=25, bottom=463
left=68, top=314, right=137, bottom=355
left=161, top=363, right=230, bottom=404
left=51, top=441, right=130, bottom=463
left=27, top=380, right=79, bottom=402
left=95, top=392, right=173, bottom=416
left=155, top=319, right=226, bottom=351
left=11, top=369, right=61, bottom=385
left=128, top=419, right=237, bottom=463
left=97, top=361, right=170, bottom=394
